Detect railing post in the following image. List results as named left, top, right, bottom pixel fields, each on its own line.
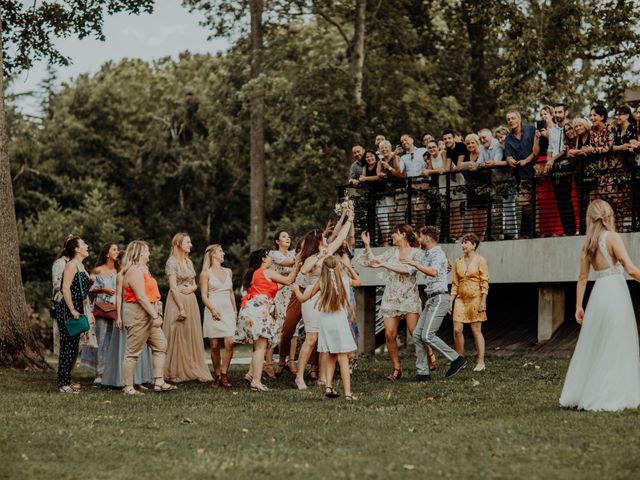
left=406, top=177, right=413, bottom=225
left=445, top=173, right=451, bottom=242
left=486, top=169, right=493, bottom=240
left=530, top=176, right=537, bottom=239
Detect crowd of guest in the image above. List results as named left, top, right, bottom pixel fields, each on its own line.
left=50, top=210, right=490, bottom=398
left=347, top=104, right=640, bottom=243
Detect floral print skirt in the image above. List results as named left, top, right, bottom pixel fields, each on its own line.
left=234, top=295, right=279, bottom=347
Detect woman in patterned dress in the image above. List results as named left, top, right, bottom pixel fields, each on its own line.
left=450, top=233, right=490, bottom=372
left=56, top=237, right=92, bottom=393
left=358, top=224, right=435, bottom=380
left=163, top=233, right=213, bottom=382
left=266, top=231, right=296, bottom=378
left=235, top=249, right=301, bottom=392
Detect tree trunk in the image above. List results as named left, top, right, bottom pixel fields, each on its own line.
left=462, top=0, right=495, bottom=129
left=249, top=0, right=266, bottom=250
left=0, top=12, right=48, bottom=369
left=350, top=0, right=367, bottom=108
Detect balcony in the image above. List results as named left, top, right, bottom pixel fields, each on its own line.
left=339, top=152, right=640, bottom=352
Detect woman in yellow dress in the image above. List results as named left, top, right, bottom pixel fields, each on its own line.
left=450, top=233, right=489, bottom=372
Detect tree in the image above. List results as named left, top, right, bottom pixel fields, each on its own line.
left=0, top=1, right=153, bottom=368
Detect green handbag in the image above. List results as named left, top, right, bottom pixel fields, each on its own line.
left=65, top=267, right=90, bottom=337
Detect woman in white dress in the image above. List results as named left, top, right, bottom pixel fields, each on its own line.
left=293, top=256, right=360, bottom=400
left=560, top=199, right=640, bottom=411
left=201, top=244, right=237, bottom=388
left=294, top=210, right=354, bottom=390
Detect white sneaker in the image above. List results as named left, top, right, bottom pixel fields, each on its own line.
left=473, top=364, right=486, bottom=372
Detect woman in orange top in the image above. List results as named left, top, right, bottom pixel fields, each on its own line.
left=121, top=240, right=176, bottom=395
left=451, top=233, right=489, bottom=372
left=235, top=248, right=301, bottom=392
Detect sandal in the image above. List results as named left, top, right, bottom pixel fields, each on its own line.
left=154, top=382, right=178, bottom=392
left=325, top=386, right=340, bottom=398
left=123, top=387, right=144, bottom=396
left=244, top=373, right=253, bottom=384
left=212, top=376, right=221, bottom=388
left=428, top=351, right=438, bottom=371
left=220, top=373, right=233, bottom=388
left=250, top=381, right=269, bottom=392
left=59, top=385, right=79, bottom=394
left=286, top=362, right=298, bottom=376
left=345, top=394, right=357, bottom=401
left=386, top=368, right=402, bottom=381
left=294, top=376, right=308, bottom=390
left=309, top=369, right=319, bottom=381
left=71, top=382, right=81, bottom=392
left=264, top=363, right=276, bottom=380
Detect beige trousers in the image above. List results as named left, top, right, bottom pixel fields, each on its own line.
left=122, top=302, right=167, bottom=388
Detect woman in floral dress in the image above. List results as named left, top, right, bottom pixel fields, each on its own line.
left=357, top=224, right=435, bottom=380
left=235, top=249, right=301, bottom=392
left=266, top=230, right=296, bottom=377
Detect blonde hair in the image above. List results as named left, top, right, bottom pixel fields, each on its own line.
left=540, top=105, right=553, bottom=116
left=202, top=244, right=222, bottom=272
left=572, top=117, right=591, bottom=132
left=121, top=240, right=149, bottom=274
left=315, top=256, right=349, bottom=313
left=170, top=232, right=193, bottom=269
left=464, top=133, right=480, bottom=150
left=582, top=200, right=616, bottom=260
left=494, top=126, right=509, bottom=137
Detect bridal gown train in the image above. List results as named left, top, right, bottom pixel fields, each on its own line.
left=560, top=231, right=640, bottom=411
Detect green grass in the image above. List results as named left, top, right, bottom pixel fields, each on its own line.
left=0, top=355, right=639, bottom=480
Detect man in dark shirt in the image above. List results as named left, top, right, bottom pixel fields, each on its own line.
left=443, top=129, right=468, bottom=168
left=504, top=111, right=537, bottom=238
left=348, top=144, right=365, bottom=185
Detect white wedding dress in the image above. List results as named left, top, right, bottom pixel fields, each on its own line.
left=560, top=231, right=640, bottom=411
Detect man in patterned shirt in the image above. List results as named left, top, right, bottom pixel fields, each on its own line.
left=402, top=226, right=466, bottom=381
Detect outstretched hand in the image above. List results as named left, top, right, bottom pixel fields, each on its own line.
left=575, top=307, right=585, bottom=325
left=361, top=231, right=371, bottom=246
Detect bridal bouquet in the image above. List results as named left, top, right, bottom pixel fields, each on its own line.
left=334, top=197, right=355, bottom=216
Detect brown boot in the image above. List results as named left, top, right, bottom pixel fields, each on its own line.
left=220, top=373, right=233, bottom=388
left=211, top=376, right=221, bottom=388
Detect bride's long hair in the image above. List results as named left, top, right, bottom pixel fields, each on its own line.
left=582, top=199, right=616, bottom=260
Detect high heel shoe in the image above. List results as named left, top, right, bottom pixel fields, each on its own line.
left=244, top=373, right=253, bottom=384
left=386, top=368, right=402, bottom=381
left=286, top=362, right=298, bottom=376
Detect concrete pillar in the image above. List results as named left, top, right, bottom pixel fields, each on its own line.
left=538, top=285, right=565, bottom=343
left=355, top=286, right=377, bottom=354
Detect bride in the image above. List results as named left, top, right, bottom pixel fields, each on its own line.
left=560, top=199, right=640, bottom=411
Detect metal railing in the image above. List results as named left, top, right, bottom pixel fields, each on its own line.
left=339, top=152, right=640, bottom=246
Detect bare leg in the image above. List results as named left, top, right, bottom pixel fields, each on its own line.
left=384, top=316, right=402, bottom=372
left=250, top=338, right=268, bottom=387
left=453, top=321, right=465, bottom=357
left=470, top=322, right=485, bottom=366
left=319, top=352, right=329, bottom=384
left=325, top=353, right=337, bottom=388
left=209, top=338, right=221, bottom=377
left=337, top=353, right=352, bottom=396
left=289, top=335, right=298, bottom=370
left=221, top=337, right=234, bottom=374
left=295, top=332, right=318, bottom=389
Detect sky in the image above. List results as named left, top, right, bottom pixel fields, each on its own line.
left=9, top=1, right=229, bottom=115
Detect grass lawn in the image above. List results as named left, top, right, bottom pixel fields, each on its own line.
left=1, top=354, right=639, bottom=480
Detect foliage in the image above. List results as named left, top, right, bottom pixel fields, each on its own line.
left=1, top=356, right=640, bottom=479
left=2, top=0, right=154, bottom=75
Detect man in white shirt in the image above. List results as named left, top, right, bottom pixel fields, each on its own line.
left=479, top=128, right=516, bottom=239
left=397, top=134, right=428, bottom=226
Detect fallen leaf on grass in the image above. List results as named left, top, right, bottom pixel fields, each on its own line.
left=408, top=427, right=416, bottom=433
left=534, top=365, right=541, bottom=370
left=241, top=428, right=249, bottom=433
left=103, top=400, right=111, bottom=404
left=472, top=379, right=480, bottom=387
left=21, top=454, right=29, bottom=461
left=425, top=396, right=435, bottom=401
left=386, top=391, right=392, bottom=400
left=181, top=417, right=193, bottom=424
left=403, top=465, right=415, bottom=470
left=197, top=448, right=205, bottom=454
left=155, top=441, right=165, bottom=449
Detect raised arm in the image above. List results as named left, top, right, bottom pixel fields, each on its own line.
left=264, top=261, right=302, bottom=286
left=292, top=281, right=320, bottom=303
